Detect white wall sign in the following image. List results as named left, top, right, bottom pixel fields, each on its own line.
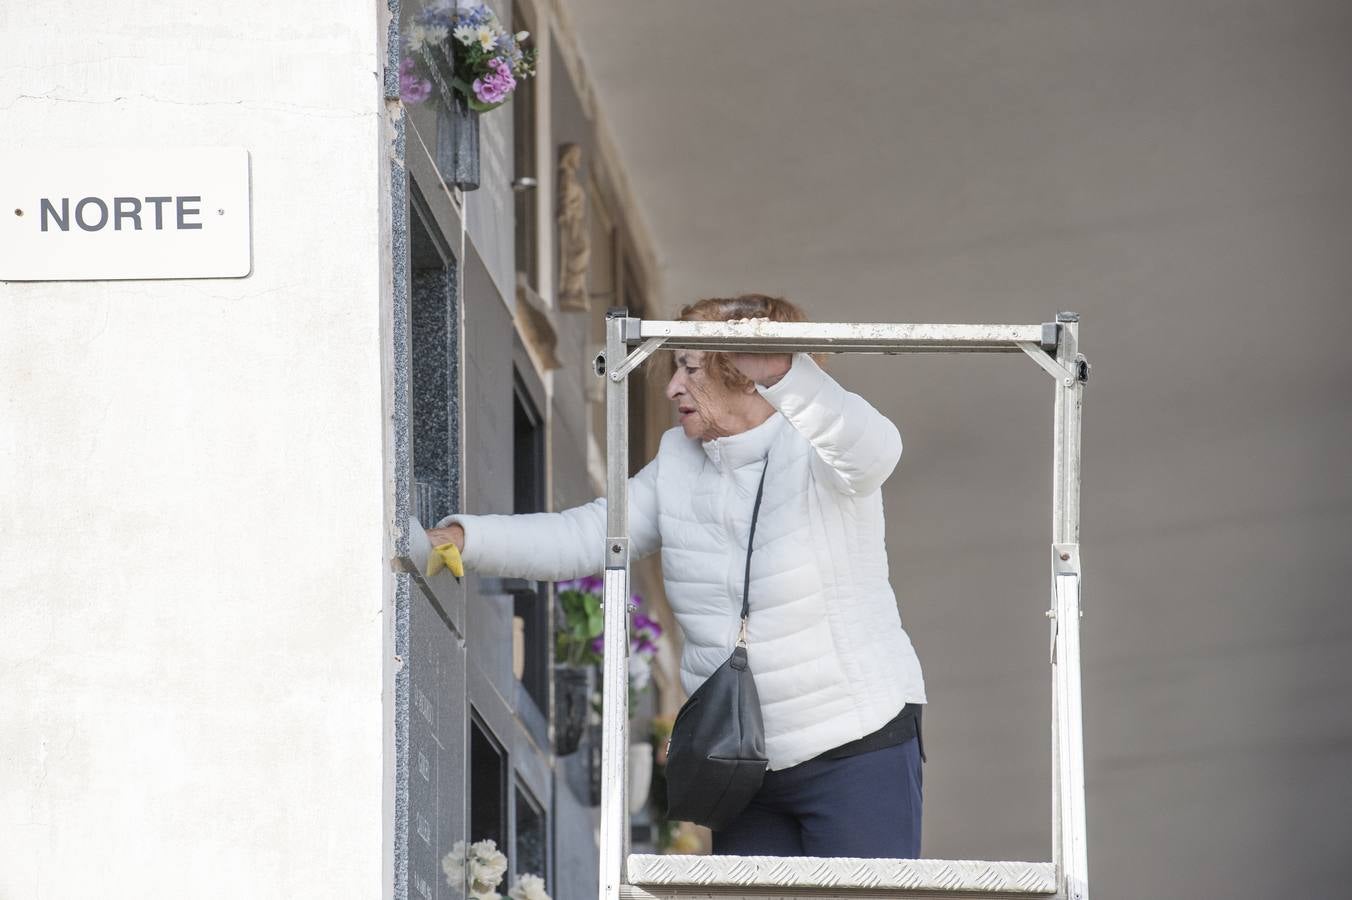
left=0, top=147, right=252, bottom=281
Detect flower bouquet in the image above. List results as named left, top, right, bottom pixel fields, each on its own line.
left=555, top=577, right=664, bottom=710
left=441, top=838, right=551, bottom=900
left=626, top=605, right=664, bottom=706
left=399, top=2, right=537, bottom=191
left=552, top=575, right=605, bottom=755
left=400, top=1, right=537, bottom=111
left=554, top=576, right=665, bottom=797
left=555, top=575, right=607, bottom=668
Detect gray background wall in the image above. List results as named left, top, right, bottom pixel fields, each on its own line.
left=563, top=1, right=1352, bottom=896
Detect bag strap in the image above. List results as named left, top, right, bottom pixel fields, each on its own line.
left=737, top=453, right=770, bottom=646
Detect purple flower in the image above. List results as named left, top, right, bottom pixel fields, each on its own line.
left=472, top=57, right=516, bottom=105
left=557, top=574, right=604, bottom=595
left=590, top=636, right=605, bottom=653
left=633, top=613, right=662, bottom=639
left=455, top=3, right=491, bottom=28
left=399, top=59, right=432, bottom=105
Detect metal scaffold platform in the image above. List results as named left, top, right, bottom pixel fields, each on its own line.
left=594, top=312, right=1090, bottom=900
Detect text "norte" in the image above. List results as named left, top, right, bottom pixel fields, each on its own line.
left=39, top=196, right=206, bottom=232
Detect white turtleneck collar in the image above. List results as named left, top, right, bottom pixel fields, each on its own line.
left=700, top=410, right=784, bottom=471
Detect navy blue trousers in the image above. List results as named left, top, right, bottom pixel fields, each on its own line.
left=711, top=737, right=923, bottom=858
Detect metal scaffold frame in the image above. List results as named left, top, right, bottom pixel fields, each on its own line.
left=595, top=312, right=1090, bottom=900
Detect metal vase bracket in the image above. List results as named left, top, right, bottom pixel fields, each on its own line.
left=435, top=89, right=480, bottom=192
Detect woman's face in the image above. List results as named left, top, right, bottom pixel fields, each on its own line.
left=665, top=350, right=741, bottom=441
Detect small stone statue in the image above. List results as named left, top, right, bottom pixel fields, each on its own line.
left=556, top=143, right=591, bottom=311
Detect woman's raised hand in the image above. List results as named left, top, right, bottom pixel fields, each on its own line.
left=728, top=350, right=792, bottom=388
left=725, top=318, right=792, bottom=387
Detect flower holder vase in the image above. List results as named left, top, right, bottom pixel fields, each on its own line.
left=627, top=741, right=654, bottom=815
left=435, top=89, right=481, bottom=192
left=553, top=664, right=592, bottom=756
left=585, top=721, right=603, bottom=806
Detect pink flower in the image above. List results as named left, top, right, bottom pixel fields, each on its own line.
left=399, top=58, right=432, bottom=105
left=472, top=57, right=516, bottom=104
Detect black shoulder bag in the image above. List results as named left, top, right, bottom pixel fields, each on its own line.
left=665, top=455, right=770, bottom=830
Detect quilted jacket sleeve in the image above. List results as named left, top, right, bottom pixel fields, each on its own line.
left=436, top=455, right=661, bottom=580
left=756, top=351, right=903, bottom=496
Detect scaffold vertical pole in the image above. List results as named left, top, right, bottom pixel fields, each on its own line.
left=598, top=308, right=631, bottom=900
left=1051, top=312, right=1089, bottom=900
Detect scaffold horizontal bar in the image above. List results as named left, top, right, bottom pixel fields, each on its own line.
left=633, top=320, right=1049, bottom=354
left=624, top=856, right=1058, bottom=897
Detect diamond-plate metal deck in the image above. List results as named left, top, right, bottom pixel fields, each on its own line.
left=623, top=856, right=1058, bottom=898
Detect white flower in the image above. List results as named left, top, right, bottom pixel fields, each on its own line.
left=468, top=839, right=509, bottom=890
left=508, top=873, right=551, bottom=900
left=515, top=30, right=529, bottom=42
left=407, top=23, right=431, bottom=51
left=441, top=840, right=467, bottom=888
left=454, top=24, right=478, bottom=46
left=628, top=653, right=652, bottom=692
left=477, top=26, right=498, bottom=50
left=408, top=23, right=448, bottom=50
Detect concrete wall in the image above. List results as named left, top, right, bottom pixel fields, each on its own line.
left=0, top=2, right=392, bottom=897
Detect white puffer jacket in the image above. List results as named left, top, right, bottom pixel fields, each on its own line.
left=443, top=352, right=925, bottom=770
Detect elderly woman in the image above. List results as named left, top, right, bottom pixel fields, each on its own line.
left=428, top=293, right=926, bottom=858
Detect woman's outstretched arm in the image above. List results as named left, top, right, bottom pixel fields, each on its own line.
left=429, top=455, right=661, bottom=580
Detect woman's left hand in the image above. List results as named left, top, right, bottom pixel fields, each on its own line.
left=424, top=524, right=465, bottom=579
left=426, top=525, right=464, bottom=550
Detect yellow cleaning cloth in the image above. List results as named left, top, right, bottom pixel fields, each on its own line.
left=426, top=542, right=464, bottom=580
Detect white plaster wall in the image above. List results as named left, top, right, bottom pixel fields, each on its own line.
left=0, top=3, right=392, bottom=897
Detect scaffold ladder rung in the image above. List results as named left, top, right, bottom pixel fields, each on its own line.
left=623, top=855, right=1057, bottom=899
